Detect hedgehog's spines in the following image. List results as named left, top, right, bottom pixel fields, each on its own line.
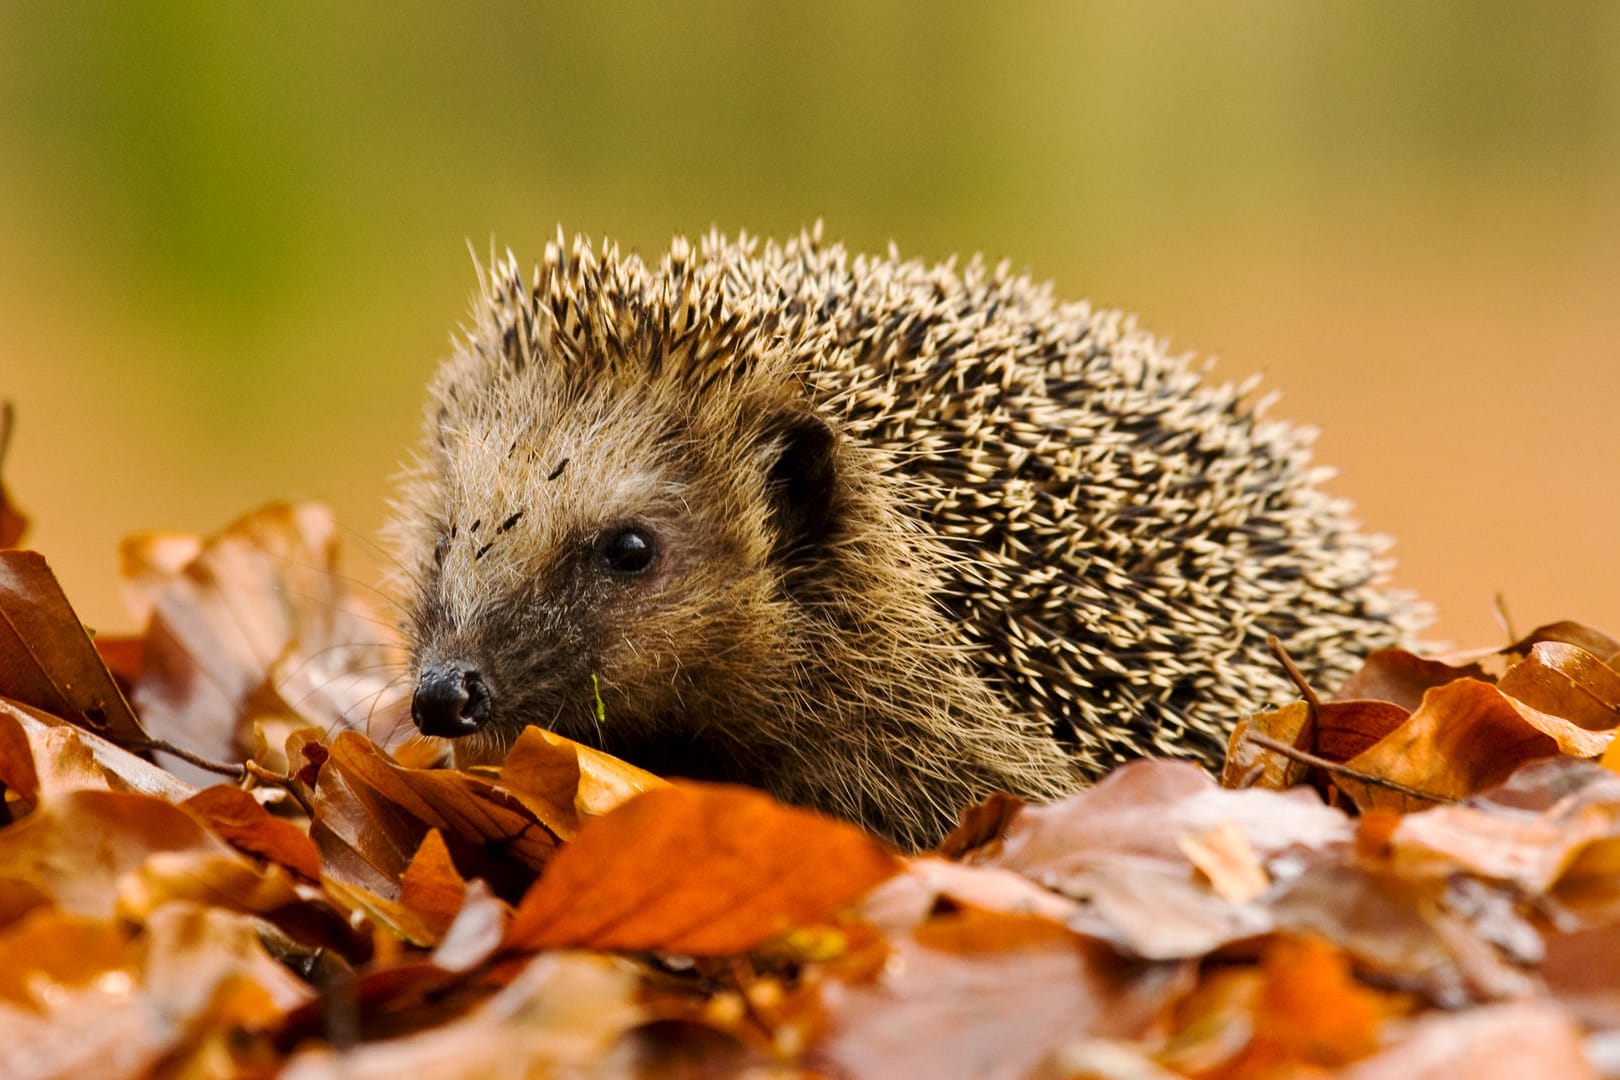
left=398, top=227, right=1425, bottom=848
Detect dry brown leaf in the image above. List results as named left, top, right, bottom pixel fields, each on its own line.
left=1390, top=758, right=1620, bottom=897
left=495, top=725, right=667, bottom=840
left=1178, top=821, right=1270, bottom=904
left=1265, top=863, right=1471, bottom=998
left=1506, top=621, right=1620, bottom=666
left=1246, top=935, right=1388, bottom=1066
left=1335, top=648, right=1489, bottom=712
left=936, top=791, right=1026, bottom=858
left=986, top=760, right=1350, bottom=959
left=0, top=788, right=219, bottom=921
left=1499, top=641, right=1620, bottom=732
left=278, top=952, right=644, bottom=1080
left=311, top=730, right=565, bottom=902
left=812, top=910, right=1182, bottom=1080
left=428, top=879, right=508, bottom=974
left=1155, top=935, right=1392, bottom=1077
left=1313, top=698, right=1416, bottom=762
left=1337, top=1000, right=1594, bottom=1080
left=856, top=856, right=1081, bottom=935
left=506, top=782, right=901, bottom=956
left=123, top=503, right=410, bottom=780
left=0, top=698, right=191, bottom=802
left=1338, top=680, right=1601, bottom=812
left=398, top=828, right=468, bottom=935
left=1222, top=702, right=1313, bottom=790
left=0, top=909, right=127, bottom=1007
left=0, top=901, right=315, bottom=1080
left=1543, top=921, right=1620, bottom=1034
left=0, top=551, right=149, bottom=748
left=182, top=784, right=323, bottom=882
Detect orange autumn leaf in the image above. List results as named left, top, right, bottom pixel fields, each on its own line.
left=1499, top=641, right=1620, bottom=733
left=398, top=829, right=469, bottom=934
left=496, top=724, right=665, bottom=836
left=1339, top=679, right=1604, bottom=812
left=1223, top=701, right=1314, bottom=790
left=506, top=782, right=901, bottom=956
left=0, top=698, right=191, bottom=803
left=1249, top=935, right=1386, bottom=1065
left=181, top=784, right=323, bottom=882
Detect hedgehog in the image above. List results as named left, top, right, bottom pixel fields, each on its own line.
left=389, top=226, right=1422, bottom=849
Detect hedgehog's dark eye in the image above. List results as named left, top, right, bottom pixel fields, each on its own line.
left=598, top=525, right=656, bottom=575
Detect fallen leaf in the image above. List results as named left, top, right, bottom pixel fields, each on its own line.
left=812, top=910, right=1182, bottom=1080
left=1338, top=1000, right=1594, bottom=1080
left=429, top=879, right=508, bottom=974
left=1266, top=863, right=1474, bottom=1001
left=311, top=731, right=566, bottom=903
left=182, top=784, right=323, bottom=882
left=0, top=551, right=149, bottom=748
left=1499, top=641, right=1620, bottom=732
left=0, top=788, right=218, bottom=921
left=1222, top=702, right=1313, bottom=790
left=0, top=698, right=191, bottom=803
left=1248, top=935, right=1387, bottom=1064
left=1391, top=757, right=1620, bottom=897
left=986, top=760, right=1350, bottom=959
left=1339, top=680, right=1603, bottom=812
left=1505, top=622, right=1620, bottom=667
left=278, top=952, right=644, bottom=1080
left=495, top=725, right=666, bottom=840
left=856, top=856, right=1081, bottom=935
left=1178, top=821, right=1270, bottom=904
left=506, top=782, right=901, bottom=956
left=1335, top=648, right=1489, bottom=712
left=0, top=901, right=315, bottom=1080
left=936, top=791, right=1026, bottom=858
left=124, top=503, right=411, bottom=780
left=398, top=829, right=468, bottom=934
left=1313, top=698, right=1415, bottom=762
left=0, top=908, right=127, bottom=1007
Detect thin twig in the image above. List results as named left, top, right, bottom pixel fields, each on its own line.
left=1494, top=592, right=1517, bottom=644
left=136, top=737, right=246, bottom=779
left=1266, top=635, right=1321, bottom=709
left=244, top=759, right=315, bottom=816
left=1244, top=732, right=1453, bottom=804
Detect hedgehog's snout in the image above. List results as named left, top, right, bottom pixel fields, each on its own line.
left=412, top=661, right=491, bottom=738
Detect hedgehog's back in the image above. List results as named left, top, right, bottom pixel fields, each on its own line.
left=715, top=231, right=1420, bottom=772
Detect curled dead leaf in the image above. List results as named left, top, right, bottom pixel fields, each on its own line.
left=0, top=551, right=149, bottom=748
left=1340, top=680, right=1608, bottom=813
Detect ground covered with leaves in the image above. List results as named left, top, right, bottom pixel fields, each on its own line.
left=2, top=416, right=1620, bottom=1078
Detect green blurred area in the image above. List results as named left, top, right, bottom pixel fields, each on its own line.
left=1, top=2, right=1617, bottom=640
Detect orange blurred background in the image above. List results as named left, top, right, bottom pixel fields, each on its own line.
left=2, top=3, right=1617, bottom=647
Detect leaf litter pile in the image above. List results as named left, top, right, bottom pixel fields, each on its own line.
left=4, top=421, right=1620, bottom=1076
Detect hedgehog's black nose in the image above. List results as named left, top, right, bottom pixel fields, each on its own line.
left=411, top=662, right=491, bottom=737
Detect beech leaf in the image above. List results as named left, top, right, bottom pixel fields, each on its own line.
left=506, top=782, right=901, bottom=956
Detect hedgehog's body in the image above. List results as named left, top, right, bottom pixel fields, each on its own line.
left=392, top=228, right=1420, bottom=848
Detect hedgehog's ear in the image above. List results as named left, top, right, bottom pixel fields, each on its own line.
left=762, top=411, right=838, bottom=562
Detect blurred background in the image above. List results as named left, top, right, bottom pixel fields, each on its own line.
left=1, top=2, right=1616, bottom=646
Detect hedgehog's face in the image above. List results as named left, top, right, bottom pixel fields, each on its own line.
left=402, top=378, right=839, bottom=780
